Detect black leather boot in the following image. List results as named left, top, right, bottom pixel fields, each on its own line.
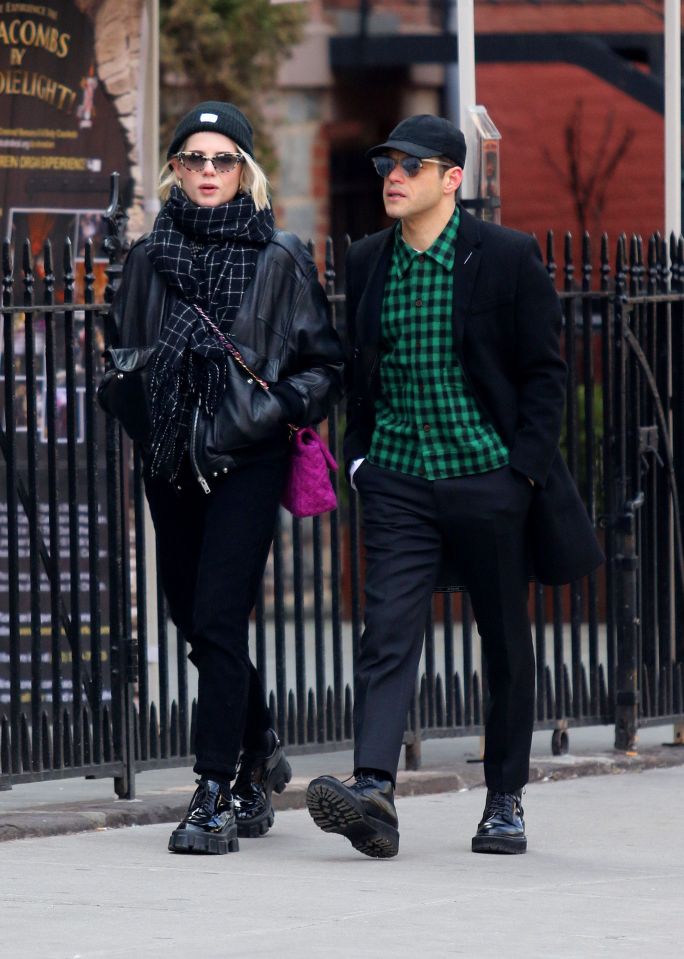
left=306, top=773, right=399, bottom=858
left=232, top=730, right=292, bottom=838
left=471, top=790, right=527, bottom=854
left=168, top=779, right=239, bottom=854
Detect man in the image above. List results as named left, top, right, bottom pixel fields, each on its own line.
left=306, top=115, right=603, bottom=859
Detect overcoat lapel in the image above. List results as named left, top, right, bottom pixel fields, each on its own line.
left=356, top=229, right=393, bottom=349
left=450, top=207, right=483, bottom=349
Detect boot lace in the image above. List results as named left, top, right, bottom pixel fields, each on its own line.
left=191, top=778, right=218, bottom=814
left=487, top=791, right=523, bottom=819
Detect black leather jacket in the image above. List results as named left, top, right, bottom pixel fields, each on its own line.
left=110, top=230, right=344, bottom=490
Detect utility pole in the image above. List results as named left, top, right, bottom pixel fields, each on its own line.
left=445, top=0, right=477, bottom=200
left=664, top=0, right=681, bottom=240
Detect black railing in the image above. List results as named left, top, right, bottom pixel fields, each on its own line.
left=2, top=185, right=684, bottom=794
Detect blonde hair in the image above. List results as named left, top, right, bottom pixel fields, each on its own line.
left=158, top=142, right=271, bottom=211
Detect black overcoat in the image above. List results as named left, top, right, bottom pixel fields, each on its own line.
left=343, top=205, right=604, bottom=587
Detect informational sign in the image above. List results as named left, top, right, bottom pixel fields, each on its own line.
left=0, top=0, right=135, bottom=276
left=0, top=1, right=150, bottom=716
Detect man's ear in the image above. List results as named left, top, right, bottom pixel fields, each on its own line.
left=444, top=166, right=463, bottom=196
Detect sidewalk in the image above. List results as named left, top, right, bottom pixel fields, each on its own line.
left=1, top=728, right=683, bottom=959
left=1, top=722, right=683, bottom=842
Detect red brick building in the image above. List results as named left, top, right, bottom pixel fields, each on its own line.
left=273, top=1, right=676, bottom=271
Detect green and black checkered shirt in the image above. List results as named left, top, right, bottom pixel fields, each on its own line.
left=368, top=210, right=509, bottom=479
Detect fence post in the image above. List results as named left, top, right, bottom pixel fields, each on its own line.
left=613, top=243, right=643, bottom=750
left=614, top=491, right=643, bottom=751
left=102, top=172, right=136, bottom=798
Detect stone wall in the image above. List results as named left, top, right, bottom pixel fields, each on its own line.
left=77, top=0, right=149, bottom=237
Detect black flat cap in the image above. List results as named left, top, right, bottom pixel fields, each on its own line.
left=367, top=114, right=466, bottom=167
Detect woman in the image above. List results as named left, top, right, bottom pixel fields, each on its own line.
left=109, top=101, right=344, bottom=855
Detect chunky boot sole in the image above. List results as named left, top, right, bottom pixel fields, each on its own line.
left=237, top=807, right=275, bottom=838
left=168, top=824, right=239, bottom=855
left=471, top=834, right=527, bottom=855
left=235, top=751, right=292, bottom=839
left=306, top=778, right=399, bottom=859
left=267, top=752, right=292, bottom=796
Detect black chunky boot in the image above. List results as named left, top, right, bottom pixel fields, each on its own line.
left=232, top=730, right=292, bottom=838
left=168, top=779, right=239, bottom=855
left=306, top=772, right=400, bottom=859
left=471, top=789, right=527, bottom=854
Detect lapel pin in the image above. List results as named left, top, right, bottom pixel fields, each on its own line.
left=463, top=252, right=473, bottom=265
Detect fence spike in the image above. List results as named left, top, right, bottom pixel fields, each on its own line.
left=647, top=234, right=658, bottom=291
left=580, top=664, right=590, bottom=715
left=545, top=229, right=555, bottom=273
left=2, top=238, right=12, bottom=282
left=307, top=689, right=316, bottom=742
left=132, top=705, right=141, bottom=762
left=170, top=701, right=179, bottom=755
left=22, top=236, right=33, bottom=277
left=102, top=705, right=113, bottom=763
left=325, top=687, right=334, bottom=741
left=20, top=714, right=30, bottom=772
left=41, top=711, right=51, bottom=770
left=598, top=665, right=608, bottom=718
left=62, top=708, right=72, bottom=767
left=344, top=685, right=353, bottom=740
left=149, top=702, right=159, bottom=758
left=563, top=664, right=572, bottom=717
left=545, top=665, right=554, bottom=717
left=84, top=237, right=94, bottom=277
left=288, top=690, right=296, bottom=743
left=81, top=704, right=92, bottom=766
left=324, top=235, right=335, bottom=290
left=453, top=672, right=463, bottom=726
left=190, top=700, right=197, bottom=756
left=472, top=672, right=482, bottom=726
left=434, top=674, right=445, bottom=727
left=563, top=232, right=574, bottom=288
left=43, top=239, right=54, bottom=294
left=0, top=717, right=9, bottom=776
left=63, top=236, right=74, bottom=300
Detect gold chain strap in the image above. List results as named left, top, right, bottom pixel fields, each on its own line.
left=195, top=304, right=270, bottom=392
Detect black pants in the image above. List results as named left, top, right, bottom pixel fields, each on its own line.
left=353, top=461, right=535, bottom=792
left=144, top=453, right=288, bottom=781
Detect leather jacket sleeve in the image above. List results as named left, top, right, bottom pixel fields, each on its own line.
left=108, top=238, right=167, bottom=350
left=269, top=260, right=345, bottom=427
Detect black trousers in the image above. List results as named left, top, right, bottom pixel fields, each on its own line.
left=144, top=452, right=288, bottom=781
left=353, top=461, right=535, bottom=792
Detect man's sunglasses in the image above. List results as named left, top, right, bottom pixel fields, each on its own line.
left=372, top=155, right=450, bottom=178
left=174, top=151, right=245, bottom=174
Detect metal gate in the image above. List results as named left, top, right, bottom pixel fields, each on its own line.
left=2, top=179, right=684, bottom=795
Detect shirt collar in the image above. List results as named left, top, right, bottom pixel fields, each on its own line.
left=392, top=207, right=460, bottom=277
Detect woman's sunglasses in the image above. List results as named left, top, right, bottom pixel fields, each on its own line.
left=174, top=151, right=245, bottom=174
left=371, top=155, right=450, bottom=178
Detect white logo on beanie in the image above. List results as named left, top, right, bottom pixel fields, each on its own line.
left=199, top=113, right=218, bottom=123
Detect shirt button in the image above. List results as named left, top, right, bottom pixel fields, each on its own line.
left=423, top=424, right=431, bottom=433
left=415, top=298, right=423, bottom=307
left=418, top=255, right=425, bottom=263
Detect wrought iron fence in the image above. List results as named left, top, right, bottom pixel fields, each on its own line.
left=2, top=181, right=684, bottom=795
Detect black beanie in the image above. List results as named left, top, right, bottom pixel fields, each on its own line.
left=166, top=101, right=254, bottom=160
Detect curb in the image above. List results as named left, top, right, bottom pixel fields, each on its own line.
left=1, top=745, right=683, bottom=844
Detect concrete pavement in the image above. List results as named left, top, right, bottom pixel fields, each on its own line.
left=1, top=758, right=684, bottom=958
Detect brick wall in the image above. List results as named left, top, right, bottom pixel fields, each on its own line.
left=478, top=61, right=664, bottom=251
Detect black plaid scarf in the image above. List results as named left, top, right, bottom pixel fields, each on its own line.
left=145, top=187, right=275, bottom=479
